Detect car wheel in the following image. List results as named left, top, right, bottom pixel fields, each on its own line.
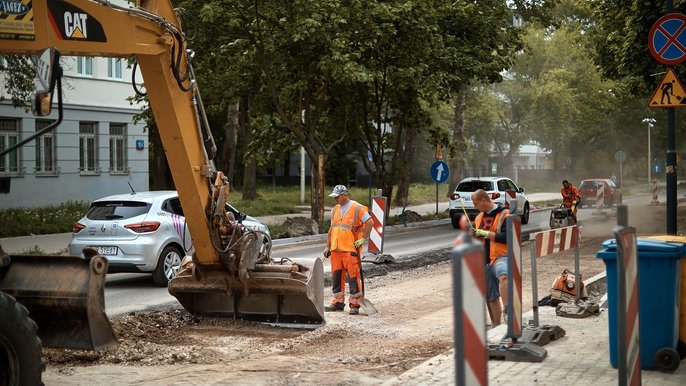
left=0, top=293, right=44, bottom=386
left=521, top=202, right=530, bottom=225
left=451, top=213, right=462, bottom=229
left=152, top=245, right=183, bottom=287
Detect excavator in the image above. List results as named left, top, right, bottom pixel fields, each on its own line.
left=0, top=1, right=324, bottom=383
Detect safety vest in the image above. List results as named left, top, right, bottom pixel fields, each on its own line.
left=561, top=186, right=580, bottom=204
left=329, top=201, right=365, bottom=252
left=475, top=208, right=509, bottom=264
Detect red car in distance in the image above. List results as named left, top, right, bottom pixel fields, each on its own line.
left=578, top=179, right=622, bottom=208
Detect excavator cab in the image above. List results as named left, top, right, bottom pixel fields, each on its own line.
left=0, top=49, right=116, bottom=351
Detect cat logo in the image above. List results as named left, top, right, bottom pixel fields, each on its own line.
left=47, top=0, right=106, bottom=42
left=64, top=12, right=88, bottom=39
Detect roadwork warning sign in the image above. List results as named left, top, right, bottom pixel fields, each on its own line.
left=649, top=68, right=686, bottom=108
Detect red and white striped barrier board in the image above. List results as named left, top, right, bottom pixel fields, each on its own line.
left=368, top=196, right=387, bottom=253
left=652, top=180, right=659, bottom=204
left=451, top=237, right=487, bottom=386
left=534, top=226, right=579, bottom=258
left=596, top=182, right=605, bottom=210
left=507, top=216, right=523, bottom=339
left=615, top=228, right=641, bottom=386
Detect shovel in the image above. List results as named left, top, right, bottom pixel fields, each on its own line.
left=356, top=245, right=379, bottom=316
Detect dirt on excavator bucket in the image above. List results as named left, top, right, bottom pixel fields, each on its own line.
left=168, top=256, right=325, bottom=327
left=0, top=253, right=116, bottom=350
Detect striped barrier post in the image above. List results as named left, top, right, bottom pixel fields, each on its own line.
left=506, top=215, right=523, bottom=340
left=615, top=205, right=641, bottom=386
left=531, top=225, right=579, bottom=326
left=451, top=233, right=488, bottom=386
left=368, top=195, right=387, bottom=254
left=488, top=215, right=547, bottom=361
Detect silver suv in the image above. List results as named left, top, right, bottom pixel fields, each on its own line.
left=68, top=191, right=270, bottom=286
left=448, top=176, right=530, bottom=228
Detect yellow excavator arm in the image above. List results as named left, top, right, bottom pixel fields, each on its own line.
left=1, top=0, right=323, bottom=327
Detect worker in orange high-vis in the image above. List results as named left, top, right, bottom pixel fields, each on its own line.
left=471, top=189, right=510, bottom=326
left=323, top=185, right=373, bottom=315
left=561, top=179, right=581, bottom=220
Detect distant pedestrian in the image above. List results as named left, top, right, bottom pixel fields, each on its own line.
left=323, top=185, right=373, bottom=315
left=471, top=189, right=510, bottom=326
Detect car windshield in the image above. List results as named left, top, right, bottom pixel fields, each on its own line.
left=86, top=201, right=151, bottom=220
left=455, top=180, right=494, bottom=192
left=579, top=181, right=598, bottom=190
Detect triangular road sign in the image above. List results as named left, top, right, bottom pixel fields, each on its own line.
left=649, top=68, right=686, bottom=108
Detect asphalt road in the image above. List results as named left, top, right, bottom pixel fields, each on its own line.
left=101, top=208, right=556, bottom=317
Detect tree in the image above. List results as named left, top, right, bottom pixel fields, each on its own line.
left=0, top=55, right=34, bottom=109
left=589, top=0, right=686, bottom=95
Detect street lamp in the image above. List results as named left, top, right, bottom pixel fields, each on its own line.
left=643, top=117, right=656, bottom=190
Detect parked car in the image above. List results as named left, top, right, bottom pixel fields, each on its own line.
left=578, top=179, right=622, bottom=208
left=68, top=191, right=270, bottom=286
left=448, top=176, right=530, bottom=228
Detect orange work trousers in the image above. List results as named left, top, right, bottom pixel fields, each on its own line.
left=330, top=250, right=364, bottom=308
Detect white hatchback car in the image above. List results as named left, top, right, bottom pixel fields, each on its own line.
left=68, top=191, right=270, bottom=286
left=447, top=176, right=530, bottom=228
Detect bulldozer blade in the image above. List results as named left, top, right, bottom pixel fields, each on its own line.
left=168, top=257, right=325, bottom=327
left=0, top=254, right=116, bottom=350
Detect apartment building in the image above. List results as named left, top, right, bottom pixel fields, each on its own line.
left=0, top=55, right=149, bottom=209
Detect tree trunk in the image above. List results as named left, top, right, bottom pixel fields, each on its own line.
left=448, top=85, right=468, bottom=190
left=309, top=154, right=326, bottom=224
left=241, top=98, right=257, bottom=201
left=394, top=125, right=418, bottom=207
left=149, top=126, right=173, bottom=190
left=221, top=100, right=239, bottom=186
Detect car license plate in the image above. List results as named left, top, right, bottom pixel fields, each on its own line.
left=92, top=246, right=118, bottom=256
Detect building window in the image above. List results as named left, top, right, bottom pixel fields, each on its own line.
left=35, top=120, right=57, bottom=175
left=0, top=118, right=21, bottom=175
left=79, top=122, right=98, bottom=174
left=107, top=58, right=123, bottom=79
left=109, top=123, right=127, bottom=173
left=76, top=57, right=93, bottom=76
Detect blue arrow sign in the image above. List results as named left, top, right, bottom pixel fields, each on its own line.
left=649, top=13, right=686, bottom=65
left=430, top=160, right=450, bottom=184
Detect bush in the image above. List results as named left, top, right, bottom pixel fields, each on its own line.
left=0, top=201, right=89, bottom=238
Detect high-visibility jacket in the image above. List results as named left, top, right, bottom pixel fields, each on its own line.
left=329, top=200, right=368, bottom=252
left=561, top=184, right=581, bottom=207
left=475, top=205, right=510, bottom=265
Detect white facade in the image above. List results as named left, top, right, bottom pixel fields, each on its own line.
left=0, top=55, right=149, bottom=209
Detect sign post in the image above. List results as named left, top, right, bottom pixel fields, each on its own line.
left=430, top=160, right=450, bottom=215
left=648, top=11, right=686, bottom=234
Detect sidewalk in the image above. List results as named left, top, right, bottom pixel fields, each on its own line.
left=385, top=303, right=686, bottom=385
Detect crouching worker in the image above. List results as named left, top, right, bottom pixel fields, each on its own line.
left=471, top=189, right=510, bottom=326
left=323, top=185, right=373, bottom=315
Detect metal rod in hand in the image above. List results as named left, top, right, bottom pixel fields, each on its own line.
left=530, top=240, right=540, bottom=327
left=574, top=228, right=581, bottom=302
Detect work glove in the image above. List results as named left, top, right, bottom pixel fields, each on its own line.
left=473, top=229, right=489, bottom=238
left=572, top=200, right=577, bottom=205
left=323, top=248, right=330, bottom=259
left=353, top=238, right=366, bottom=249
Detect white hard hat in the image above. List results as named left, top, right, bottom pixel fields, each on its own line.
left=329, top=185, right=349, bottom=197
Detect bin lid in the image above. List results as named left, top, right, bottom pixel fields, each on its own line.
left=597, top=237, right=686, bottom=260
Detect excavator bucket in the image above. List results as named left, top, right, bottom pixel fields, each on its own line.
left=169, top=257, right=325, bottom=327
left=0, top=253, right=116, bottom=350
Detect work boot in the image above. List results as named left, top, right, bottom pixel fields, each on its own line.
left=324, top=303, right=344, bottom=312
left=349, top=306, right=360, bottom=315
